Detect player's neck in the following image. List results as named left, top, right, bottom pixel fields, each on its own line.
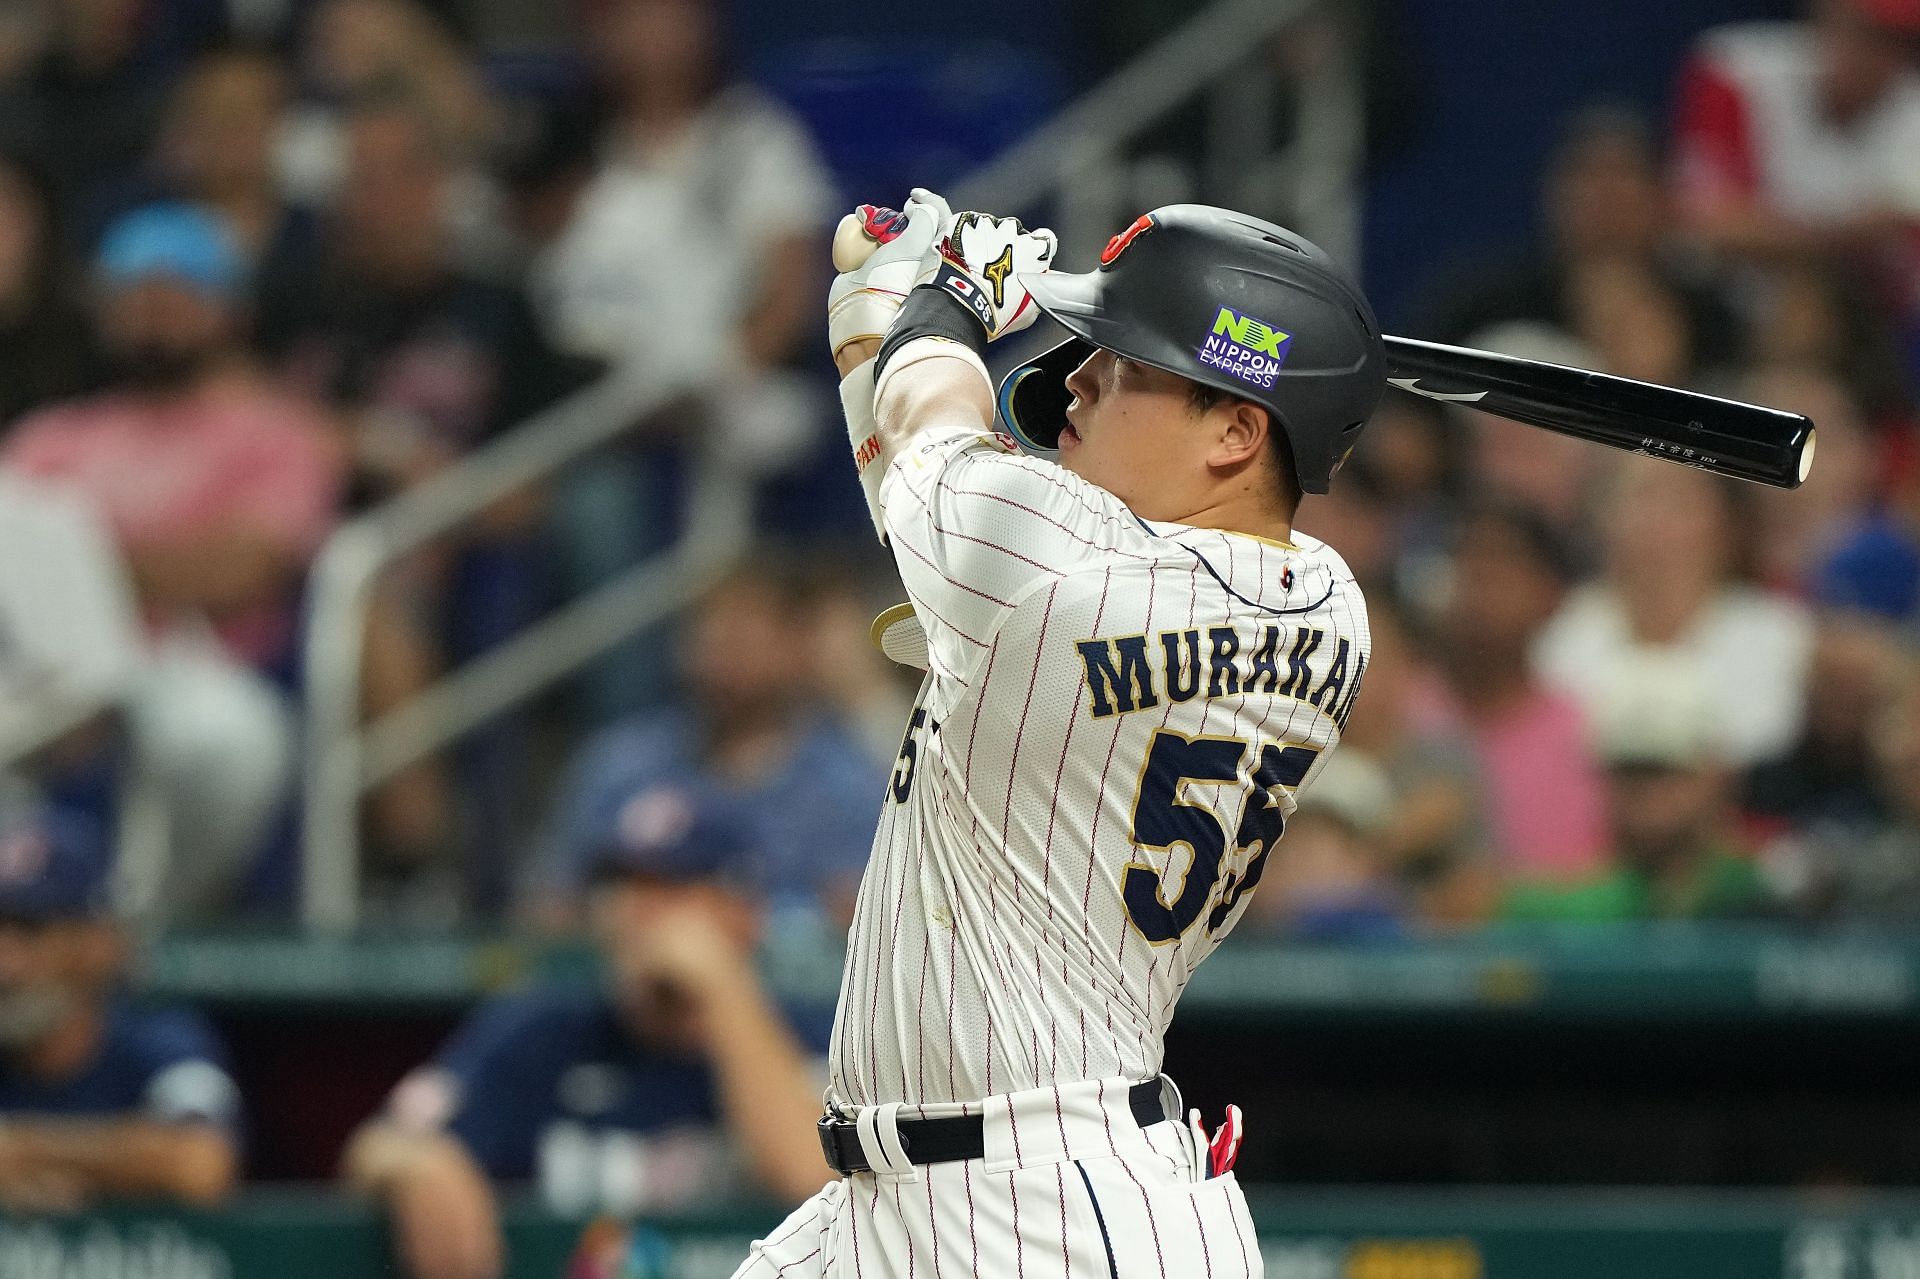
left=1171, top=486, right=1297, bottom=547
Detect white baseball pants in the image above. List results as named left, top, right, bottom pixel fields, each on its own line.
left=730, top=1076, right=1262, bottom=1279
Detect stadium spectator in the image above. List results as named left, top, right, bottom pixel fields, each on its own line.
left=0, top=152, right=95, bottom=435
left=1538, top=458, right=1815, bottom=769
left=4, top=202, right=341, bottom=676
left=796, top=544, right=919, bottom=771
left=0, top=792, right=240, bottom=1209
left=1746, top=610, right=1905, bottom=835
left=2, top=205, right=341, bottom=907
left=344, top=796, right=830, bottom=1279
left=1296, top=457, right=1400, bottom=592
left=259, top=83, right=582, bottom=505
left=1505, top=650, right=1772, bottom=921
left=537, top=0, right=834, bottom=716
left=0, top=0, right=181, bottom=230
left=0, top=477, right=140, bottom=768
left=1356, top=395, right=1465, bottom=580
left=279, top=0, right=495, bottom=224
left=1299, top=431, right=1461, bottom=608
left=1671, top=0, right=1920, bottom=370
left=1758, top=362, right=1920, bottom=628
left=1407, top=501, right=1609, bottom=879
left=1743, top=365, right=1881, bottom=596
left=0, top=474, right=294, bottom=919
left=529, top=552, right=882, bottom=931
left=537, top=0, right=830, bottom=374
left=258, top=81, right=592, bottom=907
left=1560, top=253, right=1702, bottom=388
left=1334, top=596, right=1498, bottom=927
left=1454, top=323, right=1613, bottom=537
left=1746, top=259, right=1918, bottom=426
left=135, top=46, right=316, bottom=293
left=1245, top=751, right=1407, bottom=941
left=1417, top=105, right=1746, bottom=379
left=1770, top=641, right=1920, bottom=920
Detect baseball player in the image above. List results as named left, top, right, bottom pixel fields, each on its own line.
left=731, top=193, right=1384, bottom=1278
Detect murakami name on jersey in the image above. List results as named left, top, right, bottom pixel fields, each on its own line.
left=1074, top=623, right=1364, bottom=728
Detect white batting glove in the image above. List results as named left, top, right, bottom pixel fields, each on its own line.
left=927, top=211, right=1059, bottom=340
left=826, top=189, right=954, bottom=361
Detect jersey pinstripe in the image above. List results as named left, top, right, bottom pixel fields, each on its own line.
left=827, top=426, right=1370, bottom=1108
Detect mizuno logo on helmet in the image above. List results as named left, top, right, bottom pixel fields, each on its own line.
left=1100, top=213, right=1155, bottom=267
left=1210, top=307, right=1290, bottom=359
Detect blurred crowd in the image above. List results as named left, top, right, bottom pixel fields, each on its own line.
left=1262, top=0, right=1920, bottom=936
left=0, top=0, right=1917, bottom=1260
left=0, top=0, right=887, bottom=924
left=0, top=0, right=1918, bottom=941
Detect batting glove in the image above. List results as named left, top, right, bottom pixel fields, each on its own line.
left=827, top=189, right=954, bottom=361
left=927, top=211, right=1059, bottom=340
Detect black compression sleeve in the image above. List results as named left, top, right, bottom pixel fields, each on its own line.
left=874, top=284, right=989, bottom=383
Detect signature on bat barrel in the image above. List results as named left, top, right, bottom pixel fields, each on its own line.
left=1636, top=437, right=1721, bottom=467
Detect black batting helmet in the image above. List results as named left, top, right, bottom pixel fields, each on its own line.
left=999, top=205, right=1385, bottom=494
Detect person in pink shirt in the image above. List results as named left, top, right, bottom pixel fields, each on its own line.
left=1409, top=502, right=1609, bottom=880
left=2, top=203, right=342, bottom=918
left=4, top=203, right=341, bottom=671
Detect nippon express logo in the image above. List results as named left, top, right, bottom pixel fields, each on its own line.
left=1198, top=306, right=1292, bottom=388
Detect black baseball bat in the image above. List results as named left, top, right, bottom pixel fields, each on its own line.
left=1382, top=336, right=1815, bottom=489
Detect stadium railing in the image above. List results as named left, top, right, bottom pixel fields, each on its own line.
left=298, top=370, right=752, bottom=931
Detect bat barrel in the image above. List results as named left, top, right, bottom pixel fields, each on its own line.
left=1382, top=336, right=1816, bottom=490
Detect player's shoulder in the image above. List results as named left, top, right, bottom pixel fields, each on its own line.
left=904, top=431, right=1168, bottom=558
left=1289, top=533, right=1370, bottom=642
left=1285, top=526, right=1361, bottom=583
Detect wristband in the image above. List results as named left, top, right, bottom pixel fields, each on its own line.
left=875, top=284, right=989, bottom=383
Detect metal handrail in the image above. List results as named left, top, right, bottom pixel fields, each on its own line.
left=295, top=0, right=1360, bottom=930
left=299, top=365, right=749, bottom=929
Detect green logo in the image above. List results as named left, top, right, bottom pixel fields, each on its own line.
left=1211, top=307, right=1290, bottom=359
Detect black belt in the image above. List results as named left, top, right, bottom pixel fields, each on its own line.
left=818, top=1080, right=1165, bottom=1175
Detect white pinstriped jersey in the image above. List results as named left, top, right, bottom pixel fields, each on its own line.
left=827, top=426, right=1370, bottom=1108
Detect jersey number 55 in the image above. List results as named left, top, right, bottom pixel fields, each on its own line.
left=1123, top=730, right=1320, bottom=944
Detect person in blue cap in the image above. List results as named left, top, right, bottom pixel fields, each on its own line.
left=529, top=551, right=884, bottom=933
left=4, top=201, right=342, bottom=677
left=2, top=201, right=344, bottom=916
left=345, top=787, right=831, bottom=1279
left=0, top=796, right=240, bottom=1210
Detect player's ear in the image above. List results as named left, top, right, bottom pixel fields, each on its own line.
left=1207, top=398, right=1269, bottom=471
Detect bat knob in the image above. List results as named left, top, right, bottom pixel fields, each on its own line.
left=832, top=211, right=878, bottom=272
left=833, top=204, right=912, bottom=272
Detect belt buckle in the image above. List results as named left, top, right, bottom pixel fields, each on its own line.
left=816, top=1116, right=842, bottom=1170
left=817, top=1115, right=862, bottom=1175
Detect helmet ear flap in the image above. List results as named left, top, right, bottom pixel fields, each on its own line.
left=997, top=339, right=1095, bottom=453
